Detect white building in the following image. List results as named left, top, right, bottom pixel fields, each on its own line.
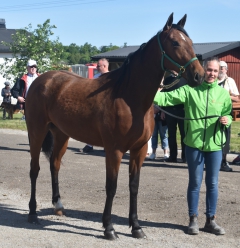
left=0, top=18, right=17, bottom=104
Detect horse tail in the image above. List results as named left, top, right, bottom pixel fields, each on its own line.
left=42, top=131, right=54, bottom=161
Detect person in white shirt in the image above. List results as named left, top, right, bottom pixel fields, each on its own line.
left=11, top=59, right=40, bottom=113
left=218, top=61, right=239, bottom=172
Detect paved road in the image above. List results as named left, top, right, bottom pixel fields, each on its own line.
left=0, top=129, right=239, bottom=248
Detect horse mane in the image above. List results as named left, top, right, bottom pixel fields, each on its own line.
left=111, top=42, right=148, bottom=98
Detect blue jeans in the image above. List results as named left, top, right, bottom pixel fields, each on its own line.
left=185, top=145, right=222, bottom=217
left=151, top=120, right=168, bottom=150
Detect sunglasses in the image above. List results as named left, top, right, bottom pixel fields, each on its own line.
left=29, top=65, right=37, bottom=68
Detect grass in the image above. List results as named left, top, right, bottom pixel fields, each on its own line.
left=0, top=111, right=27, bottom=130
left=0, top=109, right=240, bottom=153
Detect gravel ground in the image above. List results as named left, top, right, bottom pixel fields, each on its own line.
left=0, top=129, right=239, bottom=248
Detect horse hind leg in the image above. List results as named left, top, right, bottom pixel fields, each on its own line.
left=28, top=128, right=49, bottom=224
left=50, top=128, right=69, bottom=216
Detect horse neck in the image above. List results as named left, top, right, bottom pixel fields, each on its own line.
left=116, top=39, right=165, bottom=110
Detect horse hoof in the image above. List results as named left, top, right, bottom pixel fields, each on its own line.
left=54, top=208, right=65, bottom=216
left=132, top=228, right=147, bottom=239
left=28, top=214, right=40, bottom=224
left=104, top=230, right=119, bottom=240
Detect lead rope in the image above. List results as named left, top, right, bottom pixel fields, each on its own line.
left=159, top=78, right=180, bottom=89
left=155, top=105, right=227, bottom=148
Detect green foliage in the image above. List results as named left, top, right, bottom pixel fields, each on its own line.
left=0, top=19, right=69, bottom=82
left=99, top=43, right=120, bottom=53
left=61, top=43, right=120, bottom=65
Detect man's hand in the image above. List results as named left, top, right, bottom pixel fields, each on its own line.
left=18, top=96, right=25, bottom=103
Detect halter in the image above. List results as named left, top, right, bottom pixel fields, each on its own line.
left=157, top=31, right=198, bottom=79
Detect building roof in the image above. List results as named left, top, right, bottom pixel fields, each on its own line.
left=194, top=41, right=240, bottom=60
left=92, top=41, right=240, bottom=61
left=0, top=29, right=17, bottom=53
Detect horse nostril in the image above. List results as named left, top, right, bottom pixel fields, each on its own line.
left=194, top=73, right=199, bottom=82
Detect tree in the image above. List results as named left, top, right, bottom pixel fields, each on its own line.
left=78, top=43, right=99, bottom=64
left=61, top=43, right=81, bottom=65
left=99, top=43, right=120, bottom=53
left=0, top=19, right=68, bottom=81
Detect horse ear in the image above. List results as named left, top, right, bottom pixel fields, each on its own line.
left=163, top=13, right=173, bottom=31
left=177, top=14, right=187, bottom=28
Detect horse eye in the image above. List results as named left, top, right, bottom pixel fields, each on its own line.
left=172, top=41, right=179, bottom=47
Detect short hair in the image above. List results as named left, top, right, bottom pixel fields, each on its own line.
left=203, top=57, right=220, bottom=70
left=219, top=61, right=228, bottom=69
left=99, top=58, right=109, bottom=66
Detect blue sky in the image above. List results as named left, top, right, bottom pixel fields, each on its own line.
left=1, top=0, right=240, bottom=48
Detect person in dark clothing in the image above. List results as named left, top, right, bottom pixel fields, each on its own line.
left=1, top=81, right=12, bottom=119
left=162, top=71, right=187, bottom=163
left=11, top=59, right=40, bottom=112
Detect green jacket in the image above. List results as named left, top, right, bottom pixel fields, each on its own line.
left=153, top=80, right=232, bottom=151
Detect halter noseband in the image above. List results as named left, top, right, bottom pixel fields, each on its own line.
left=157, top=31, right=198, bottom=78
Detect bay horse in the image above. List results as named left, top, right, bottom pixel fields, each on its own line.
left=25, top=13, right=204, bottom=240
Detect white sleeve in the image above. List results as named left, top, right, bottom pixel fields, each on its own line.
left=227, top=78, right=239, bottom=96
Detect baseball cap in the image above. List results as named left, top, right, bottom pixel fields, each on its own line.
left=219, top=61, right=228, bottom=69
left=27, top=59, right=37, bottom=67
left=4, top=81, right=10, bottom=86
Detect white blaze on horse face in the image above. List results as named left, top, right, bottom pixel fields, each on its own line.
left=179, top=33, right=186, bottom=42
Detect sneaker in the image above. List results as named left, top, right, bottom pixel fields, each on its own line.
left=204, top=216, right=225, bottom=235
left=163, top=153, right=169, bottom=159
left=220, top=161, right=233, bottom=172
left=165, top=157, right=177, bottom=163
left=232, top=155, right=240, bottom=165
left=188, top=215, right=199, bottom=235
left=82, top=145, right=93, bottom=153
left=148, top=153, right=156, bottom=160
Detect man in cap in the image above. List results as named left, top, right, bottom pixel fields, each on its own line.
left=11, top=59, right=40, bottom=112
left=218, top=61, right=239, bottom=172
left=1, top=81, right=12, bottom=119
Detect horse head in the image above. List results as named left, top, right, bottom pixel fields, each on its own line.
left=159, top=13, right=204, bottom=87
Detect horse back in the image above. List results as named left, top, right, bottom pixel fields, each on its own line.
left=26, top=70, right=154, bottom=150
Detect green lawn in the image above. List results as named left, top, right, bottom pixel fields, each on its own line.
left=0, top=112, right=26, bottom=130
left=0, top=109, right=240, bottom=153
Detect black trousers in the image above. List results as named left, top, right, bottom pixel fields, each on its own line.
left=222, top=125, right=231, bottom=155
left=3, top=108, right=6, bottom=118
left=165, top=108, right=185, bottom=160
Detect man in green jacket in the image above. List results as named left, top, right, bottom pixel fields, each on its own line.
left=154, top=57, right=232, bottom=235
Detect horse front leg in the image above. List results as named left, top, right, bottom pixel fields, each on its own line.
left=102, top=151, right=122, bottom=240
left=129, top=145, right=147, bottom=239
